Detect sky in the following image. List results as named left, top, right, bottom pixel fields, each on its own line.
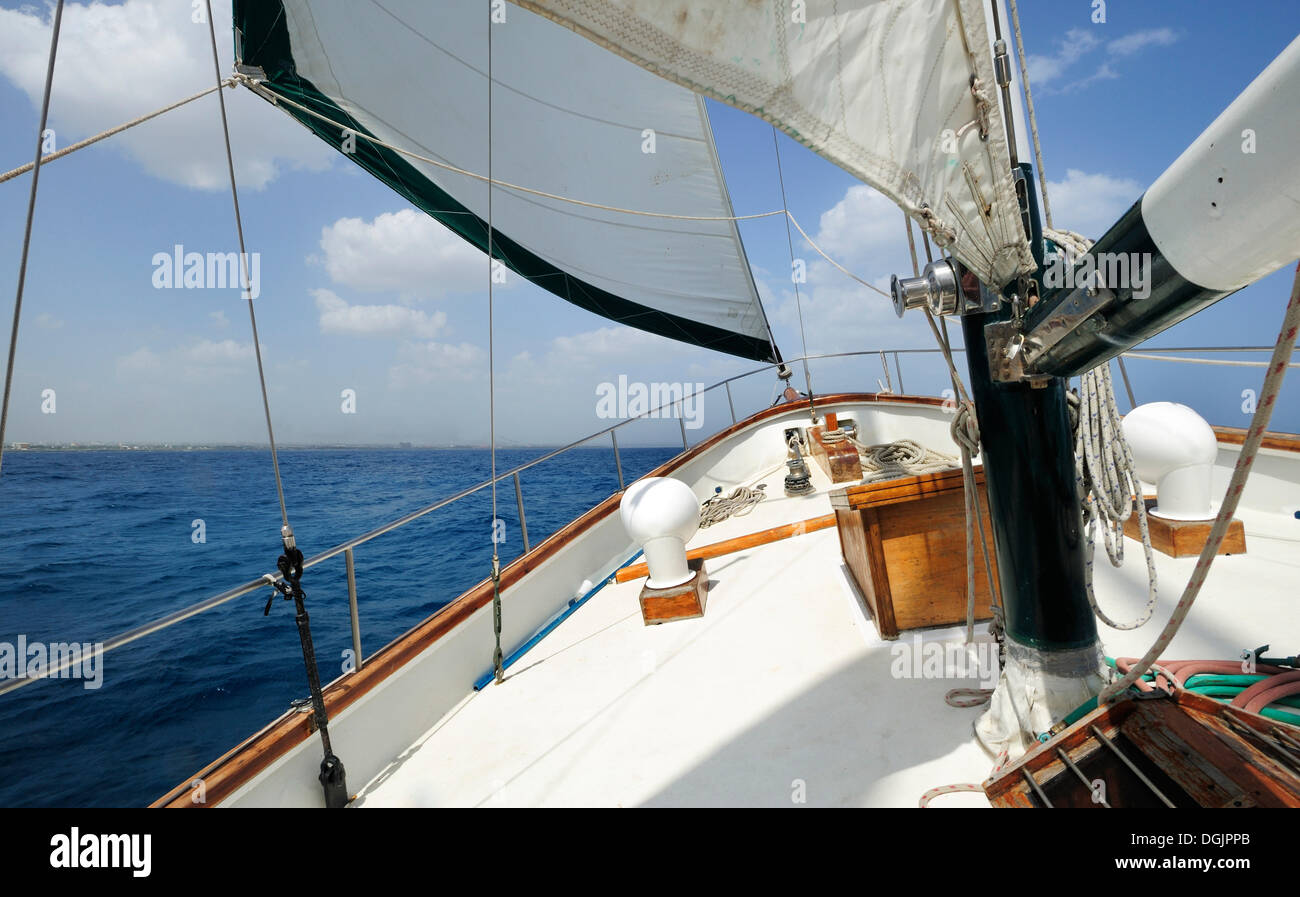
left=0, top=0, right=1297, bottom=448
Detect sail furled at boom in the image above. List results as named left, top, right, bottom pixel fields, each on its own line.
left=233, top=0, right=780, bottom=362
left=516, top=0, right=1036, bottom=288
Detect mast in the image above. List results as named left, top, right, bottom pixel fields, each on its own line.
left=892, top=15, right=1300, bottom=756
left=969, top=0, right=1107, bottom=754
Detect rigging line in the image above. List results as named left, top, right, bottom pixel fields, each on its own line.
left=905, top=210, right=999, bottom=644
left=940, top=310, right=998, bottom=642
left=487, top=6, right=504, bottom=685
left=1122, top=352, right=1300, bottom=369
left=770, top=126, right=815, bottom=415
left=1007, top=0, right=1052, bottom=230
left=923, top=308, right=972, bottom=405
left=0, top=81, right=233, bottom=186
left=0, top=0, right=64, bottom=477
left=204, top=0, right=288, bottom=529
left=904, top=211, right=921, bottom=278
left=784, top=211, right=891, bottom=300
left=906, top=217, right=966, bottom=613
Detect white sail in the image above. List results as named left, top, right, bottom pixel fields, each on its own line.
left=514, top=0, right=1035, bottom=287
left=237, top=0, right=778, bottom=360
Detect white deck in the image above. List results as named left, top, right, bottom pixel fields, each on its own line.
left=353, top=443, right=1300, bottom=808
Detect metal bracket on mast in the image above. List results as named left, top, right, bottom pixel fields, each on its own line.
left=1018, top=283, right=1115, bottom=372
left=985, top=321, right=1051, bottom=387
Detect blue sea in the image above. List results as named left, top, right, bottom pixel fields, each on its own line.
left=0, top=446, right=677, bottom=807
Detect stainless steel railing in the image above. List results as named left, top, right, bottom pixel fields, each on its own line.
left=0, top=344, right=1289, bottom=696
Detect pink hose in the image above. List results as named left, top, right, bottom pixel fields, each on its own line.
left=1242, top=681, right=1300, bottom=715
left=1232, top=670, right=1300, bottom=712
left=1114, top=657, right=1289, bottom=695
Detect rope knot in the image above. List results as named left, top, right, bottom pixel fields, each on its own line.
left=950, top=399, right=981, bottom=455
left=916, top=204, right=958, bottom=248
left=968, top=73, right=992, bottom=141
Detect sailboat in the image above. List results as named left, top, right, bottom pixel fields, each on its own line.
left=4, top=0, right=1299, bottom=809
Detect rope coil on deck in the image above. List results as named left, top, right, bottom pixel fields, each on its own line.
left=849, top=437, right=958, bottom=483
left=699, top=484, right=768, bottom=529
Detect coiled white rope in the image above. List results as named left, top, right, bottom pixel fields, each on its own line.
left=1075, top=361, right=1159, bottom=630
left=699, top=484, right=767, bottom=529
left=1054, top=228, right=1158, bottom=630
left=849, top=437, right=958, bottom=483
left=945, top=688, right=996, bottom=709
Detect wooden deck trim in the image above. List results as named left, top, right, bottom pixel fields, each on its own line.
left=1212, top=425, right=1300, bottom=454
left=154, top=391, right=944, bottom=807
left=614, top=514, right=837, bottom=583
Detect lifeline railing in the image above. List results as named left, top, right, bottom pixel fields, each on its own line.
left=0, top=344, right=1291, bottom=696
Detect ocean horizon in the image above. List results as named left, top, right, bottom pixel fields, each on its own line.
left=0, top=445, right=676, bottom=807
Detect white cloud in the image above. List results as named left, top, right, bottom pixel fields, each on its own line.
left=389, top=340, right=484, bottom=387
left=116, top=346, right=162, bottom=376
left=1026, top=29, right=1101, bottom=86
left=810, top=184, right=906, bottom=262
left=1027, top=27, right=1178, bottom=93
left=1059, top=62, right=1119, bottom=94
left=550, top=325, right=666, bottom=362
left=318, top=209, right=488, bottom=297
left=506, top=324, right=700, bottom=388
left=1108, top=28, right=1178, bottom=57
left=185, top=338, right=260, bottom=365
left=34, top=313, right=63, bottom=329
left=116, top=338, right=271, bottom=384
left=209, top=310, right=229, bottom=329
left=313, top=288, right=448, bottom=339
left=0, top=0, right=334, bottom=190
left=759, top=184, right=926, bottom=356
left=1045, top=168, right=1141, bottom=239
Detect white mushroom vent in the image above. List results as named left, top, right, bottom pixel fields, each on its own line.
left=1121, top=402, right=1219, bottom=521
left=620, top=477, right=700, bottom=588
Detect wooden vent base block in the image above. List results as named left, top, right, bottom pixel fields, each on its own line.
left=639, top=558, right=708, bottom=625
left=1123, top=497, right=1246, bottom=558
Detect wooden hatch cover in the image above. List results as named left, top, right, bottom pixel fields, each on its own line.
left=984, top=689, right=1300, bottom=808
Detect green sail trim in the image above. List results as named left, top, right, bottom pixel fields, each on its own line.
left=233, top=2, right=779, bottom=364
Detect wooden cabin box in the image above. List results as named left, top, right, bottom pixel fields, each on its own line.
left=830, top=467, right=999, bottom=639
